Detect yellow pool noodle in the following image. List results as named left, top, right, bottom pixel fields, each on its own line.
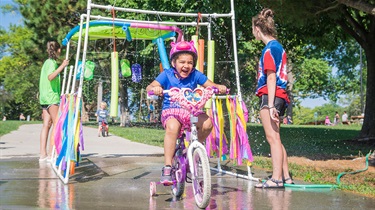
left=111, top=52, right=119, bottom=117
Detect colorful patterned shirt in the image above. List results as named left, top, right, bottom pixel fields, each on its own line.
left=256, top=40, right=289, bottom=103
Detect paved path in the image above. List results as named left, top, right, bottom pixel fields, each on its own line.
left=0, top=124, right=164, bottom=159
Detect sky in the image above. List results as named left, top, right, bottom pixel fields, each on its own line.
left=0, top=0, right=23, bottom=30
left=0, top=0, right=327, bottom=109
left=300, top=97, right=327, bottom=108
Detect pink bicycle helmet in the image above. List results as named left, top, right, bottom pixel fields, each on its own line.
left=169, top=40, right=198, bottom=65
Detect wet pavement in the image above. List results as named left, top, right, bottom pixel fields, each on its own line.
left=1, top=124, right=375, bottom=209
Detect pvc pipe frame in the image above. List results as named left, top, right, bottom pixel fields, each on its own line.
left=56, top=0, right=246, bottom=184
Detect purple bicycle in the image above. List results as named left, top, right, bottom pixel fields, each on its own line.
left=149, top=86, right=224, bottom=209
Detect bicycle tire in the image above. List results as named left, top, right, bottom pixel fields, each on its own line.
left=101, top=127, right=106, bottom=137
left=171, top=149, right=185, bottom=197
left=191, top=147, right=211, bottom=209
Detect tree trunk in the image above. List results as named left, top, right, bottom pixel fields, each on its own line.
left=286, top=64, right=294, bottom=120
left=119, top=81, right=129, bottom=126
left=359, top=41, right=375, bottom=141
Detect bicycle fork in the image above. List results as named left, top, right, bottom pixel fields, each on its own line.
left=187, top=115, right=207, bottom=179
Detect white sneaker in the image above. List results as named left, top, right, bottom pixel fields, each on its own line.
left=38, top=156, right=48, bottom=162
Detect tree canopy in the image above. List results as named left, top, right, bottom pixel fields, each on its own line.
left=1, top=0, right=374, bottom=141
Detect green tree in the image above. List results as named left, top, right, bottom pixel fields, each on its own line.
left=0, top=25, right=40, bottom=119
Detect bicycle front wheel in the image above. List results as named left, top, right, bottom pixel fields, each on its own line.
left=172, top=149, right=186, bottom=197
left=191, top=147, right=211, bottom=209
left=101, top=127, right=106, bottom=137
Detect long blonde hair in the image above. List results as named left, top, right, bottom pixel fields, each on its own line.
left=252, top=8, right=277, bottom=38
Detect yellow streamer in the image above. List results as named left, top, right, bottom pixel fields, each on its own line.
left=216, top=98, right=224, bottom=158
left=236, top=98, right=246, bottom=132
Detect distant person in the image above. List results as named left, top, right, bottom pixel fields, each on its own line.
left=39, top=40, right=69, bottom=162
left=19, top=113, right=26, bottom=121
left=334, top=111, right=340, bottom=125
left=325, top=116, right=332, bottom=126
left=342, top=111, right=350, bottom=125
left=287, top=115, right=293, bottom=124
left=283, top=117, right=288, bottom=125
left=148, top=101, right=155, bottom=122
left=2, top=116, right=6, bottom=121
left=95, top=101, right=109, bottom=137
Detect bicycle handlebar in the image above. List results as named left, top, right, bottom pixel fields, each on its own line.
left=148, top=86, right=229, bottom=113
left=147, top=86, right=229, bottom=96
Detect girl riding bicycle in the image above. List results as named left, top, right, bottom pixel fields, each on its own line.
left=146, top=40, right=227, bottom=183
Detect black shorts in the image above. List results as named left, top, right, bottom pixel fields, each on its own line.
left=41, top=104, right=58, bottom=110
left=259, top=95, right=288, bottom=116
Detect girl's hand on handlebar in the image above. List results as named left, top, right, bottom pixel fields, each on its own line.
left=152, top=86, right=164, bottom=96
left=216, top=85, right=229, bottom=94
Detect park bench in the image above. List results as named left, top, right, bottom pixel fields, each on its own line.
left=350, top=115, right=364, bottom=124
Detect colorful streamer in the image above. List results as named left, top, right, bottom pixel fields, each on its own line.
left=54, top=94, right=84, bottom=172
left=206, top=96, right=253, bottom=166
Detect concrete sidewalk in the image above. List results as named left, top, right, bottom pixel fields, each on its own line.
left=0, top=124, right=164, bottom=159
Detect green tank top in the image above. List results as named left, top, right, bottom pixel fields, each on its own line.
left=39, top=59, right=61, bottom=105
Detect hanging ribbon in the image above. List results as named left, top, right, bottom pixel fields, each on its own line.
left=111, top=7, right=116, bottom=52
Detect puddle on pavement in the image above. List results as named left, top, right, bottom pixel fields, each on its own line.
left=1, top=158, right=374, bottom=209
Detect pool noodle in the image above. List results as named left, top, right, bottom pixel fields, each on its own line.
left=111, top=52, right=119, bottom=117
left=205, top=40, right=215, bottom=109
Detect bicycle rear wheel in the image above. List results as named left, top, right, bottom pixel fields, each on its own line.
left=191, top=147, right=211, bottom=209
left=171, top=149, right=186, bottom=197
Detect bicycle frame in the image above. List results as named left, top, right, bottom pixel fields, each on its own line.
left=149, top=87, right=223, bottom=208
left=186, top=115, right=207, bottom=178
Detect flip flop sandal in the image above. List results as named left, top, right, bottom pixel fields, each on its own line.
left=284, top=177, right=295, bottom=184
left=255, top=178, right=285, bottom=189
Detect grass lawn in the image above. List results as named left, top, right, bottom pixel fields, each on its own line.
left=107, top=123, right=371, bottom=160
left=0, top=120, right=40, bottom=136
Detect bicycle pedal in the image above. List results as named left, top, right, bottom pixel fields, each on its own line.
left=161, top=180, right=174, bottom=186
left=186, top=175, right=192, bottom=183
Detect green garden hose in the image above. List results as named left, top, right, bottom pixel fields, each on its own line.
left=284, top=151, right=371, bottom=189
left=335, top=151, right=371, bottom=185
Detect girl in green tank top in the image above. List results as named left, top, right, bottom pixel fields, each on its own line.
left=39, top=40, right=69, bottom=161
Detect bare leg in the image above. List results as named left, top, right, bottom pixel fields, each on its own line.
left=282, top=145, right=293, bottom=183
left=47, top=104, right=59, bottom=157
left=256, top=108, right=284, bottom=187
left=196, top=113, right=213, bottom=143
left=163, top=118, right=181, bottom=166
left=40, top=109, right=52, bottom=159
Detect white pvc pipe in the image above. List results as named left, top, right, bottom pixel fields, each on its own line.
left=212, top=95, right=236, bottom=99
left=211, top=159, right=260, bottom=182
left=211, top=167, right=260, bottom=182
left=91, top=4, right=232, bottom=18
left=61, top=41, right=70, bottom=95
left=230, top=0, right=242, bottom=102
left=65, top=65, right=73, bottom=94
left=82, top=14, right=210, bottom=27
